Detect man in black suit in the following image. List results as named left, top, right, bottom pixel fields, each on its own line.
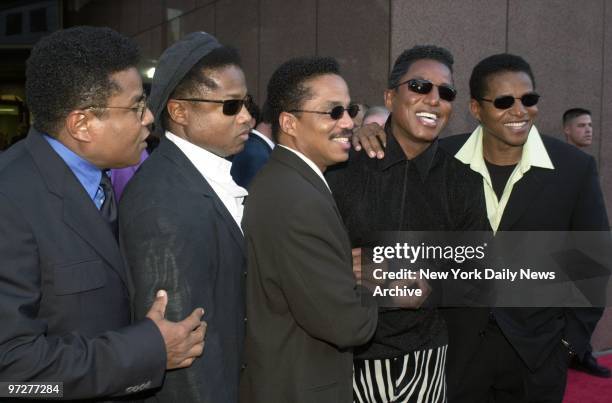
left=240, top=56, right=378, bottom=403
left=562, top=107, right=611, bottom=378
left=439, top=54, right=609, bottom=403
left=0, top=26, right=205, bottom=400
left=119, top=32, right=251, bottom=402
left=563, top=107, right=593, bottom=149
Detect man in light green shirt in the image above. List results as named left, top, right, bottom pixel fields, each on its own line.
left=437, top=53, right=608, bottom=403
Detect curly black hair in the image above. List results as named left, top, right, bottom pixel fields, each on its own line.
left=469, top=53, right=535, bottom=101
left=265, top=56, right=340, bottom=141
left=26, top=26, right=140, bottom=136
left=388, top=45, right=454, bottom=89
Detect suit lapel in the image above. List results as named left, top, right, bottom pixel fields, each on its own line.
left=271, top=147, right=343, bottom=221
left=499, top=167, right=554, bottom=230
left=158, top=138, right=246, bottom=255
left=26, top=131, right=127, bottom=283
left=62, top=184, right=126, bottom=281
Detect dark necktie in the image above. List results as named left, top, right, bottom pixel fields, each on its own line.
left=99, top=171, right=118, bottom=238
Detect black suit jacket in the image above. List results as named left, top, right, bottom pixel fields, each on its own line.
left=240, top=147, right=378, bottom=403
left=230, top=131, right=273, bottom=189
left=119, top=137, right=246, bottom=403
left=440, top=133, right=609, bottom=375
left=0, top=130, right=165, bottom=400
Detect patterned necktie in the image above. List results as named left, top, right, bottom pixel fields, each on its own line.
left=99, top=171, right=118, bottom=238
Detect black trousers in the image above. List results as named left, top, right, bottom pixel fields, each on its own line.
left=448, top=320, right=568, bottom=403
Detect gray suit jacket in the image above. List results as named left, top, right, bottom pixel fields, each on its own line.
left=240, top=146, right=378, bottom=403
left=119, top=137, right=246, bottom=403
left=0, top=130, right=166, bottom=400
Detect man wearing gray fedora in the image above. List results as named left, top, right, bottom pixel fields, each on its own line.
left=120, top=32, right=252, bottom=402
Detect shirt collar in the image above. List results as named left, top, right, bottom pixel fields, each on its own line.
left=380, top=115, right=439, bottom=182
left=455, top=124, right=554, bottom=175
left=251, top=129, right=275, bottom=149
left=277, top=144, right=330, bottom=190
left=166, top=130, right=238, bottom=185
left=44, top=134, right=102, bottom=201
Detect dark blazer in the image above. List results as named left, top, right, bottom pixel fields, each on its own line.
left=230, top=131, right=273, bottom=189
left=0, top=130, right=166, bottom=400
left=240, top=146, right=378, bottom=403
left=440, top=133, right=609, bottom=380
left=119, top=137, right=246, bottom=403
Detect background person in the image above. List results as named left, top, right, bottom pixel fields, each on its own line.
left=563, top=107, right=593, bottom=148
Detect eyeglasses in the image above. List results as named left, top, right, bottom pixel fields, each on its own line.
left=87, top=94, right=148, bottom=121
left=478, top=93, right=540, bottom=110
left=173, top=94, right=253, bottom=116
left=393, top=79, right=457, bottom=102
left=288, top=104, right=360, bottom=120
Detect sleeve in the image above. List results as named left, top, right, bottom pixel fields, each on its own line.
left=565, top=156, right=610, bottom=358
left=570, top=156, right=609, bottom=230
left=326, top=156, right=368, bottom=245
left=119, top=201, right=213, bottom=323
left=441, top=165, right=492, bottom=307
left=272, top=196, right=378, bottom=349
left=0, top=192, right=166, bottom=399
left=453, top=166, right=491, bottom=231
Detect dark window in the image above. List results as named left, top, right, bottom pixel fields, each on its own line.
left=30, top=8, right=47, bottom=33
left=6, top=13, right=22, bottom=35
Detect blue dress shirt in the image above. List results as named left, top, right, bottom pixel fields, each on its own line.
left=44, top=135, right=105, bottom=209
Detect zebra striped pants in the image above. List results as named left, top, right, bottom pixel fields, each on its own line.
left=353, top=345, right=447, bottom=403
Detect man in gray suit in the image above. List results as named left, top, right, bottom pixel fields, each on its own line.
left=0, top=26, right=204, bottom=400
left=120, top=32, right=251, bottom=402
left=240, top=56, right=378, bottom=403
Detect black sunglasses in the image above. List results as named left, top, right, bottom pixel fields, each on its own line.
left=174, top=94, right=253, bottom=116
left=479, top=93, right=540, bottom=110
left=394, top=79, right=457, bottom=102
left=288, top=104, right=360, bottom=120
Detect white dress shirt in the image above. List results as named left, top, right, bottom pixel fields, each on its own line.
left=166, top=131, right=248, bottom=230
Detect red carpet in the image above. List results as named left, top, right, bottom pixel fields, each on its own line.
left=564, top=354, right=612, bottom=403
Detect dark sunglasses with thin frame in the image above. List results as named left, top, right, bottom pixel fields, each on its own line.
left=393, top=78, right=457, bottom=102
left=174, top=94, right=253, bottom=116
left=288, top=104, right=360, bottom=120
left=478, top=92, right=540, bottom=110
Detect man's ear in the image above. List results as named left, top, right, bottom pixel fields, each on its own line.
left=384, top=89, right=395, bottom=111
left=563, top=125, right=571, bottom=138
left=65, top=110, right=93, bottom=143
left=279, top=111, right=298, bottom=139
left=469, top=99, right=482, bottom=122
left=166, top=100, right=188, bottom=126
